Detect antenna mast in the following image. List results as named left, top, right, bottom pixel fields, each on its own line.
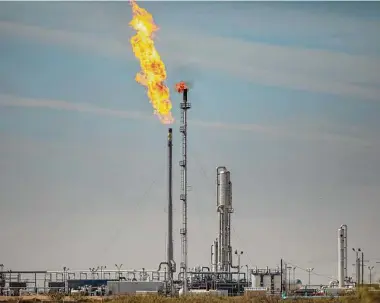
left=176, top=82, right=191, bottom=295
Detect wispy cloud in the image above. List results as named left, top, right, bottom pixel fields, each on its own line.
left=0, top=94, right=149, bottom=121
left=0, top=93, right=277, bottom=135
left=1, top=20, right=379, bottom=100
left=1, top=93, right=378, bottom=148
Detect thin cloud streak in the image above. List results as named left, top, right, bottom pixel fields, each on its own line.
left=0, top=94, right=314, bottom=140
left=0, top=93, right=279, bottom=135
left=1, top=20, right=379, bottom=100
left=0, top=94, right=149, bottom=121
left=0, top=94, right=378, bottom=148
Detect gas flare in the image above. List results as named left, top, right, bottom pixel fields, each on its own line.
left=175, top=81, right=188, bottom=93
left=129, top=0, right=173, bottom=124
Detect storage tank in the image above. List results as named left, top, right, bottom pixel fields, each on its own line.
left=251, top=275, right=260, bottom=288
left=263, top=275, right=271, bottom=289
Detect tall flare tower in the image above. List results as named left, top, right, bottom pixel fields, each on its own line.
left=176, top=82, right=191, bottom=294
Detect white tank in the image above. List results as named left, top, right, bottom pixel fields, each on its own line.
left=251, top=274, right=260, bottom=288
left=217, top=169, right=230, bottom=207
left=263, top=275, right=271, bottom=289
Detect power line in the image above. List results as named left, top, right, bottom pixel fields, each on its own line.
left=285, top=260, right=334, bottom=280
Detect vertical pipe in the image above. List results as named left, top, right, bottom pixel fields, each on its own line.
left=211, top=244, right=213, bottom=268
left=167, top=128, right=173, bottom=293
left=211, top=239, right=218, bottom=272
left=223, top=209, right=228, bottom=271
left=343, top=225, right=348, bottom=283
left=280, top=259, right=283, bottom=293
left=361, top=252, right=364, bottom=286
left=227, top=180, right=232, bottom=272
left=218, top=212, right=222, bottom=271
left=356, top=257, right=361, bottom=286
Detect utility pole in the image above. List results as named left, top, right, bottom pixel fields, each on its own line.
left=306, top=268, right=314, bottom=287
left=361, top=251, right=364, bottom=286
left=293, top=266, right=296, bottom=283
left=115, top=264, right=123, bottom=294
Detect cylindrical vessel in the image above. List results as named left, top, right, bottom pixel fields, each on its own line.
left=217, top=168, right=230, bottom=207
left=216, top=166, right=231, bottom=272
left=263, top=275, right=271, bottom=289
left=338, top=227, right=345, bottom=287
left=228, top=181, right=232, bottom=208
left=251, top=274, right=260, bottom=288
left=216, top=166, right=226, bottom=207
left=343, top=225, right=348, bottom=282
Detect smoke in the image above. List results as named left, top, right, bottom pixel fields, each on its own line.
left=167, top=63, right=202, bottom=91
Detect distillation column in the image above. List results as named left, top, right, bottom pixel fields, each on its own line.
left=214, top=166, right=234, bottom=272
left=338, top=224, right=348, bottom=287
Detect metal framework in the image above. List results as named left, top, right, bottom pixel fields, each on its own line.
left=0, top=269, right=168, bottom=295
left=178, top=84, right=191, bottom=294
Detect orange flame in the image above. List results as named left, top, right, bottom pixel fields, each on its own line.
left=175, top=81, right=188, bottom=93
left=129, top=0, right=173, bottom=124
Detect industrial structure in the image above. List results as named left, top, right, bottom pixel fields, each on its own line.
left=0, top=81, right=373, bottom=298
left=176, top=81, right=191, bottom=295
left=167, top=128, right=175, bottom=295
left=338, top=224, right=348, bottom=287
left=211, top=166, right=234, bottom=273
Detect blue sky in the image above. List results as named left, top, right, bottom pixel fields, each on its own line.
left=1, top=1, right=380, bottom=285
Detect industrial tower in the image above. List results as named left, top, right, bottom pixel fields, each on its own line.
left=176, top=82, right=191, bottom=294
left=167, top=128, right=175, bottom=295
